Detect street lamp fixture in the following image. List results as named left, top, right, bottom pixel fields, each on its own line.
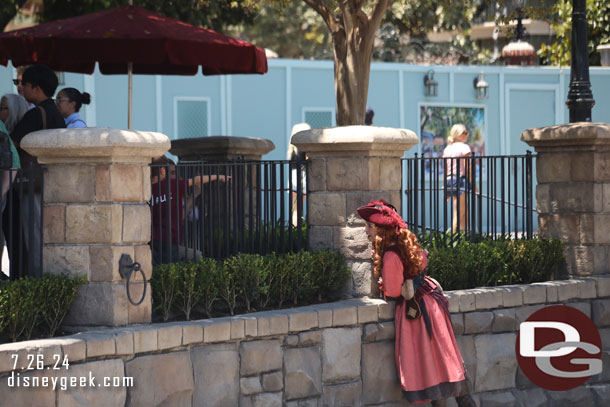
left=424, top=70, right=438, bottom=97
left=474, top=73, right=489, bottom=100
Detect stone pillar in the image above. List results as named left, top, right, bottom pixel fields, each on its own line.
left=522, top=123, right=610, bottom=276
left=170, top=136, right=275, bottom=161
left=292, top=126, right=419, bottom=297
left=21, top=127, right=170, bottom=326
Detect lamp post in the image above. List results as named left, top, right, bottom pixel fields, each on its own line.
left=566, top=0, right=595, bottom=122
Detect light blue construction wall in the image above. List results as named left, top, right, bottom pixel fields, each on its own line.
left=1, top=60, right=609, bottom=161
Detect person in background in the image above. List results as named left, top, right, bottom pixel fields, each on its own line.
left=150, top=155, right=229, bottom=264
left=365, top=107, right=374, bottom=125
left=287, top=122, right=310, bottom=227
left=0, top=94, right=27, bottom=172
left=442, top=124, right=473, bottom=233
left=0, top=94, right=27, bottom=278
left=13, top=66, right=28, bottom=97
left=55, top=87, right=91, bottom=128
left=358, top=200, right=476, bottom=407
left=13, top=65, right=35, bottom=109
left=6, top=65, right=65, bottom=277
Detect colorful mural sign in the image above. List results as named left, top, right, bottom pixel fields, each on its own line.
left=419, top=104, right=486, bottom=159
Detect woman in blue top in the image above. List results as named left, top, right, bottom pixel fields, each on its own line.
left=55, top=87, right=91, bottom=128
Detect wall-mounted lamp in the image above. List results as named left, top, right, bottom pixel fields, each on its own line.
left=424, top=70, right=438, bottom=97
left=473, top=73, right=489, bottom=100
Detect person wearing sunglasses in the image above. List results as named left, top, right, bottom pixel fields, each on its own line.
left=12, top=65, right=35, bottom=110
left=12, top=65, right=27, bottom=96
left=55, top=87, right=91, bottom=128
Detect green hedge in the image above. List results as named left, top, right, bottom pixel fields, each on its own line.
left=151, top=250, right=351, bottom=321
left=151, top=238, right=565, bottom=320
left=425, top=237, right=565, bottom=290
left=0, top=274, right=85, bottom=343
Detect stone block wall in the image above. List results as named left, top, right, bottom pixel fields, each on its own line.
left=1, top=276, right=609, bottom=406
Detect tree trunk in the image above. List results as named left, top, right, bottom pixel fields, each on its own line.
left=302, top=0, right=390, bottom=126
left=333, top=33, right=374, bottom=126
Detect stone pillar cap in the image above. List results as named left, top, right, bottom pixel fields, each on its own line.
left=521, top=122, right=610, bottom=148
left=291, top=126, right=418, bottom=157
left=21, top=127, right=171, bottom=164
left=170, top=136, right=275, bottom=160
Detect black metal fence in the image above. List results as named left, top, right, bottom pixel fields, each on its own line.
left=0, top=166, right=44, bottom=280
left=401, top=152, right=536, bottom=245
left=150, top=159, right=308, bottom=265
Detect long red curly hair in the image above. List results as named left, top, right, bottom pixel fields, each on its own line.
left=371, top=226, right=423, bottom=279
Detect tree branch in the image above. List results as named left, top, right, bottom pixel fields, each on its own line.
left=340, top=0, right=368, bottom=40
left=369, top=0, right=393, bottom=31
left=303, top=0, right=340, bottom=33
left=348, top=0, right=369, bottom=31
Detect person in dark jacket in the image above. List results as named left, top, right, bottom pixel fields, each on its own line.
left=11, top=65, right=66, bottom=166
left=4, top=65, right=66, bottom=278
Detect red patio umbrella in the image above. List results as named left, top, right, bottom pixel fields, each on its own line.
left=0, top=5, right=267, bottom=128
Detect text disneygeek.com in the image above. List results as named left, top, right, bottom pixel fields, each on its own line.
left=7, top=371, right=134, bottom=391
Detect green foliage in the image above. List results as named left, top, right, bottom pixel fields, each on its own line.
left=256, top=253, right=277, bottom=310
left=225, top=253, right=265, bottom=312
left=151, top=258, right=224, bottom=320
left=309, top=249, right=351, bottom=300
left=389, top=0, right=475, bottom=39
left=150, top=263, right=179, bottom=321
left=427, top=239, right=507, bottom=290
left=217, top=257, right=240, bottom=316
left=269, top=252, right=291, bottom=308
left=150, top=249, right=350, bottom=321
left=39, top=274, right=85, bottom=337
left=539, top=0, right=610, bottom=66
left=2, top=278, right=40, bottom=342
left=426, top=237, right=565, bottom=290
left=40, top=0, right=256, bottom=34
left=227, top=0, right=333, bottom=59
left=0, top=285, right=6, bottom=334
left=174, top=261, right=203, bottom=320
left=504, top=238, right=565, bottom=284
left=197, top=258, right=221, bottom=318
left=241, top=0, right=491, bottom=63
left=0, top=274, right=85, bottom=343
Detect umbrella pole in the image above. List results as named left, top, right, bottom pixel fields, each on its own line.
left=128, top=62, right=133, bottom=129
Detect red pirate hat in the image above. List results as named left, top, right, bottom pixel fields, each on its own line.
left=357, top=200, right=407, bottom=229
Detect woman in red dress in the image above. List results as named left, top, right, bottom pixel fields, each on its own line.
left=357, top=200, right=476, bottom=407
